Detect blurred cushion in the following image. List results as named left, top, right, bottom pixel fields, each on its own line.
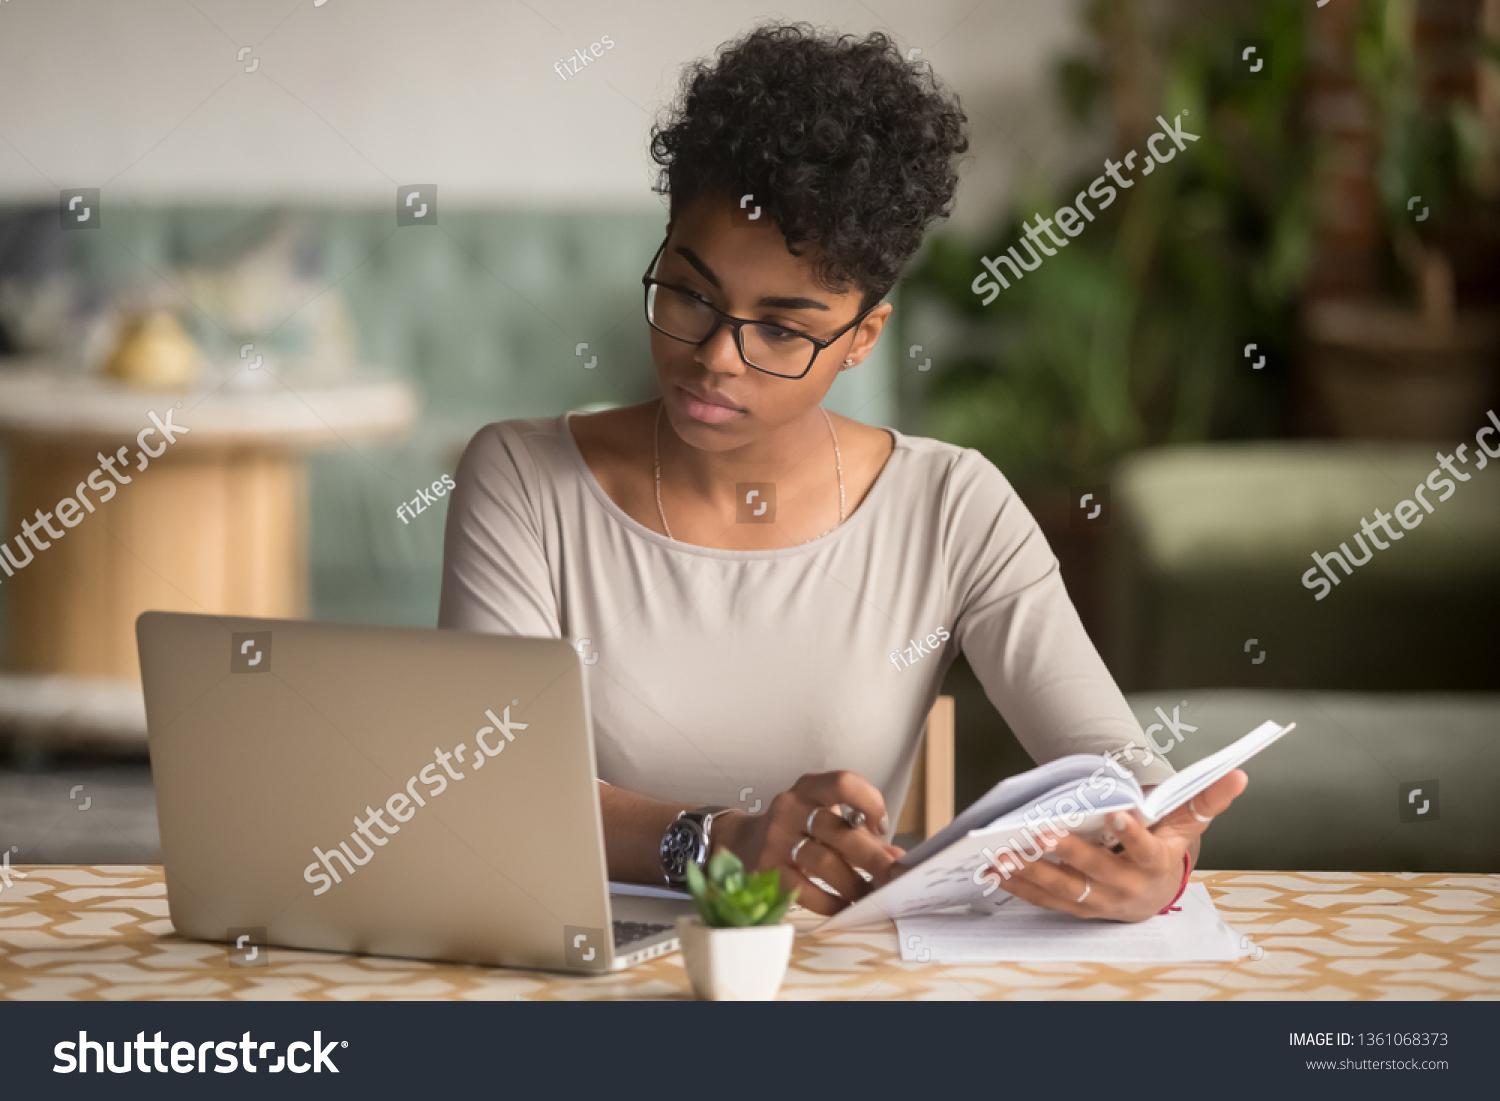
left=1109, top=442, right=1500, bottom=690
left=1128, top=690, right=1500, bottom=873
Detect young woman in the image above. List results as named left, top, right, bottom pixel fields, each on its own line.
left=439, top=23, right=1246, bottom=919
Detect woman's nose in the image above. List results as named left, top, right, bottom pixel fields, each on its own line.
left=697, top=322, right=748, bottom=376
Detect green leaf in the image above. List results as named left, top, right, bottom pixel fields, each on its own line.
left=687, top=848, right=798, bottom=927
left=715, top=895, right=751, bottom=927
left=683, top=860, right=715, bottom=924
left=707, top=850, right=742, bottom=883
left=760, top=895, right=795, bottom=927
left=684, top=858, right=705, bottom=898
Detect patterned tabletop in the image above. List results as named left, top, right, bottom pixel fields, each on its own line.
left=1, top=867, right=1495, bottom=1000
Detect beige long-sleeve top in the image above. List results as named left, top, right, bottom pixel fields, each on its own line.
left=437, top=413, right=1172, bottom=825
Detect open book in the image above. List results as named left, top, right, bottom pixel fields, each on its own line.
left=817, top=718, right=1296, bottom=932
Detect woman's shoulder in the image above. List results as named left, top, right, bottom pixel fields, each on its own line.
left=456, top=406, right=657, bottom=499
left=464, top=413, right=571, bottom=450
left=877, top=427, right=1017, bottom=498
left=454, top=413, right=579, bottom=491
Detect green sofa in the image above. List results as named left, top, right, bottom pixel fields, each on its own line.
left=1125, top=691, right=1499, bottom=873
left=1108, top=442, right=1500, bottom=691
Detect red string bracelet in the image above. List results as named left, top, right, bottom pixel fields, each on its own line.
left=1158, top=851, right=1192, bottom=914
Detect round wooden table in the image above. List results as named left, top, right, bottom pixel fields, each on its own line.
left=0, top=364, right=418, bottom=683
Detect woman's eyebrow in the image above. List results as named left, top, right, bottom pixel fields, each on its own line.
left=673, top=245, right=831, bottom=311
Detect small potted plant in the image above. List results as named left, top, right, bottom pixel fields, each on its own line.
left=678, top=851, right=798, bottom=1001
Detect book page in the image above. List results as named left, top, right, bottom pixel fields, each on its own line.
left=820, top=798, right=1136, bottom=933
left=900, top=753, right=1137, bottom=867
left=1141, top=720, right=1295, bottom=821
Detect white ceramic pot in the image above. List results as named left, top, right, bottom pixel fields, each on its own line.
left=676, top=915, right=795, bottom=1001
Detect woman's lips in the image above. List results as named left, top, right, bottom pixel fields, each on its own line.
left=675, top=384, right=746, bottom=425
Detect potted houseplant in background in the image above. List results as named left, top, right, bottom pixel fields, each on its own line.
left=899, top=0, right=1312, bottom=644
left=1302, top=0, right=1500, bottom=439
left=678, top=851, right=798, bottom=1001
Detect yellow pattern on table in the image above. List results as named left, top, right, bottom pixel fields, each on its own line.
left=1, top=867, right=1495, bottom=1000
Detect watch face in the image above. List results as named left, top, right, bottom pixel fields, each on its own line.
left=660, top=820, right=702, bottom=881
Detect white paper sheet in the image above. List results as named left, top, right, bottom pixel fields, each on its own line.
left=895, top=883, right=1247, bottom=963
left=608, top=880, right=692, bottom=900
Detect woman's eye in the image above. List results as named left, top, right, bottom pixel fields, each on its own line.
left=666, top=286, right=712, bottom=309
left=758, top=325, right=803, bottom=345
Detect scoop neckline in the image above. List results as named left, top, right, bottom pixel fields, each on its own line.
left=559, top=408, right=904, bottom=560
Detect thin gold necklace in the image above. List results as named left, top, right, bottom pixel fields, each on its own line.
left=652, top=399, right=845, bottom=544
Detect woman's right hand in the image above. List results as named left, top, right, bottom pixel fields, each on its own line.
left=712, top=770, right=905, bottom=915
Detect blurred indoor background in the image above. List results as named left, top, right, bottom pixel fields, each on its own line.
left=0, top=0, right=1496, bottom=873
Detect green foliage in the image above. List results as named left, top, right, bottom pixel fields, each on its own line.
left=1354, top=0, right=1500, bottom=246
left=684, top=850, right=798, bottom=928
left=901, top=0, right=1314, bottom=486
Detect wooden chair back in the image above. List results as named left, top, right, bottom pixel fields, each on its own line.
left=894, top=695, right=955, bottom=839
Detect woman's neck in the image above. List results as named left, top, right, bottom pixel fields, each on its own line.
left=567, top=400, right=892, bottom=549
left=655, top=399, right=836, bottom=506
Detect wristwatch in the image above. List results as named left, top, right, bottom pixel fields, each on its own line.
left=660, top=806, right=730, bottom=888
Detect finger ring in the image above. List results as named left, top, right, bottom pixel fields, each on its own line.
left=790, top=837, right=809, bottom=866
left=835, top=803, right=866, bottom=830
left=1074, top=877, right=1091, bottom=904
left=1188, top=798, right=1213, bottom=824
left=805, top=807, right=820, bottom=835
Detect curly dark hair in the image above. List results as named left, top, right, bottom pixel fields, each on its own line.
left=649, top=22, right=970, bottom=313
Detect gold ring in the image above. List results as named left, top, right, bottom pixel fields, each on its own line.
left=1074, top=878, right=1091, bottom=904
left=1189, top=798, right=1213, bottom=824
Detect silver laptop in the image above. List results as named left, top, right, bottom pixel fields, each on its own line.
left=136, top=611, right=692, bottom=972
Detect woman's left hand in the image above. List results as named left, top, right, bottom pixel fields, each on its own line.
left=984, top=769, right=1248, bottom=923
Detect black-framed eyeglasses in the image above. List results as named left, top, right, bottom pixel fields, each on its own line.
left=640, top=236, right=873, bottom=380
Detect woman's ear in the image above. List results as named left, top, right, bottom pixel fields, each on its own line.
left=842, top=302, right=892, bottom=369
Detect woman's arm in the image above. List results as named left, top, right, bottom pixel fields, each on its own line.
left=597, top=781, right=698, bottom=886
left=940, top=449, right=1237, bottom=919
left=941, top=451, right=1177, bottom=787
left=438, top=422, right=562, bottom=637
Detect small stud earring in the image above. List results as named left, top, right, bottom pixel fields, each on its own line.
left=843, top=358, right=855, bottom=366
